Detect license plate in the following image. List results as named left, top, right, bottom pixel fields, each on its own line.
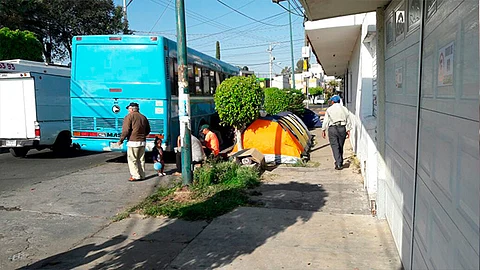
left=6, top=140, right=16, bottom=147
left=110, top=142, right=122, bottom=149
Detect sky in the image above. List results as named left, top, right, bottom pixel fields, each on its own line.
left=113, top=0, right=308, bottom=78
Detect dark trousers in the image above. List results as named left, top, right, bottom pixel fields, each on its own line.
left=176, top=151, right=202, bottom=173
left=328, top=125, right=347, bottom=167
left=176, top=151, right=182, bottom=173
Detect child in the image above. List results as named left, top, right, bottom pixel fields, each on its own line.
left=152, top=137, right=165, bottom=176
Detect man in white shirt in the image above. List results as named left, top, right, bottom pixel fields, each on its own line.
left=321, top=95, right=352, bottom=170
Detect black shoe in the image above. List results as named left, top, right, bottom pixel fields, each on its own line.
left=335, top=165, right=343, bottom=170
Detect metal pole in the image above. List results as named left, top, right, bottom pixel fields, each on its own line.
left=288, top=0, right=296, bottom=90
left=268, top=44, right=273, bottom=84
left=175, top=0, right=192, bottom=185
left=123, top=0, right=128, bottom=24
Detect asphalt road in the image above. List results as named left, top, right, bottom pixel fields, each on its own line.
left=0, top=149, right=124, bottom=194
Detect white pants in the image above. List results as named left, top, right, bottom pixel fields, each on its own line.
left=127, top=146, right=146, bottom=179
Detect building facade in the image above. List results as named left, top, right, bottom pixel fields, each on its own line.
left=301, top=0, right=479, bottom=269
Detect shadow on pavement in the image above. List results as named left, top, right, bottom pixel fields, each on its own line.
left=21, top=182, right=327, bottom=269
left=106, top=151, right=177, bottom=164
left=23, top=149, right=102, bottom=159
left=310, top=143, right=330, bottom=152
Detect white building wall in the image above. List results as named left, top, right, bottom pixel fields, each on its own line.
left=345, top=12, right=379, bottom=205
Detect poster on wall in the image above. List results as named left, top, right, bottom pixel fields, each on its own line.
left=438, top=42, right=454, bottom=86
left=408, top=0, right=421, bottom=31
left=386, top=16, right=394, bottom=45
left=395, top=67, right=403, bottom=88
left=395, top=9, right=405, bottom=41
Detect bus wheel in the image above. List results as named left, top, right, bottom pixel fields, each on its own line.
left=10, top=147, right=29, bottom=158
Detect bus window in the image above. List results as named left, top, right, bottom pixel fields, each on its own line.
left=215, top=71, right=221, bottom=87
left=170, top=59, right=178, bottom=96
left=209, top=70, right=216, bottom=95
left=195, top=66, right=203, bottom=95
left=188, top=64, right=195, bottom=95
left=202, top=68, right=210, bottom=96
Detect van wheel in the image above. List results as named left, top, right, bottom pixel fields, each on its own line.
left=53, top=132, right=72, bottom=156
left=10, top=147, right=29, bottom=158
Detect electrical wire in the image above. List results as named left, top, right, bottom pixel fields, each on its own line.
left=163, top=0, right=256, bottom=31
left=277, top=1, right=303, bottom=17
left=216, top=0, right=289, bottom=27
left=148, top=0, right=172, bottom=33
left=149, top=0, right=281, bottom=43
left=187, top=12, right=285, bottom=42
left=201, top=38, right=304, bottom=52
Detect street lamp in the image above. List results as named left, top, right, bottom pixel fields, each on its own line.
left=272, top=0, right=296, bottom=90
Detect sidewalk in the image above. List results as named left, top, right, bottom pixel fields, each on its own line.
left=19, top=128, right=402, bottom=269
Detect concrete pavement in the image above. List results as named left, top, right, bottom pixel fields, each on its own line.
left=1, top=127, right=402, bottom=269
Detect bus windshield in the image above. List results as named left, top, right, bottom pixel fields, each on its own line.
left=74, top=44, right=161, bottom=83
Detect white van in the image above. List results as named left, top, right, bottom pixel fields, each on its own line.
left=0, top=60, right=71, bottom=157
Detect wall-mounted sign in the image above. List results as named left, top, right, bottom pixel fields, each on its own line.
left=395, top=67, right=403, bottom=88
left=438, top=42, right=454, bottom=86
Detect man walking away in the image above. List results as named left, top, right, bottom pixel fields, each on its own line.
left=118, top=102, right=151, bottom=181
left=321, top=95, right=352, bottom=170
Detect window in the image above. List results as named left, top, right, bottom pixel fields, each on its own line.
left=195, top=66, right=203, bottom=95
left=188, top=64, right=195, bottom=95
left=202, top=68, right=211, bottom=96
left=170, top=58, right=178, bottom=96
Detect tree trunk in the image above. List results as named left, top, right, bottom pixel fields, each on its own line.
left=235, top=128, right=243, bottom=151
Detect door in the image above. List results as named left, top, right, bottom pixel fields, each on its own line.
left=0, top=76, right=36, bottom=139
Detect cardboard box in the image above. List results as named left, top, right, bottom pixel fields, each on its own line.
left=230, top=148, right=265, bottom=169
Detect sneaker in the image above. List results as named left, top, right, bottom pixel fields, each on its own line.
left=162, top=172, right=167, bottom=176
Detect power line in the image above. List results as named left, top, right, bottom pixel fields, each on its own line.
left=277, top=1, right=303, bottom=17
left=230, top=61, right=270, bottom=67
left=163, top=0, right=256, bottom=31
left=216, top=0, right=289, bottom=27
left=149, top=0, right=280, bottom=44
left=148, top=0, right=172, bottom=33
left=202, top=38, right=304, bottom=53
left=187, top=12, right=285, bottom=42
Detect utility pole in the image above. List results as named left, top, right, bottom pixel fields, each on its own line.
left=123, top=0, right=128, bottom=25
left=303, top=32, right=310, bottom=109
left=175, top=0, right=192, bottom=185
left=288, top=0, right=296, bottom=90
left=267, top=44, right=275, bottom=86
left=272, top=0, right=295, bottom=89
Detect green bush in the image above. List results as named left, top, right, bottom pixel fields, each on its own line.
left=130, top=161, right=261, bottom=221
left=0, top=27, right=43, bottom=61
left=214, top=75, right=264, bottom=129
left=263, top=87, right=306, bottom=116
left=193, top=160, right=260, bottom=189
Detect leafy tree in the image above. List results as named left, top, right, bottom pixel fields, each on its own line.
left=263, top=87, right=306, bottom=116
left=0, top=0, right=127, bottom=62
left=306, top=86, right=324, bottom=103
left=0, top=27, right=43, bottom=61
left=214, top=76, right=263, bottom=150
left=215, top=41, right=220, bottom=60
left=308, top=87, right=323, bottom=97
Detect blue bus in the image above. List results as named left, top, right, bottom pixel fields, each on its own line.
left=70, top=35, right=239, bottom=152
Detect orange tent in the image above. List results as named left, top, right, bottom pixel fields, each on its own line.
left=233, top=116, right=308, bottom=164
